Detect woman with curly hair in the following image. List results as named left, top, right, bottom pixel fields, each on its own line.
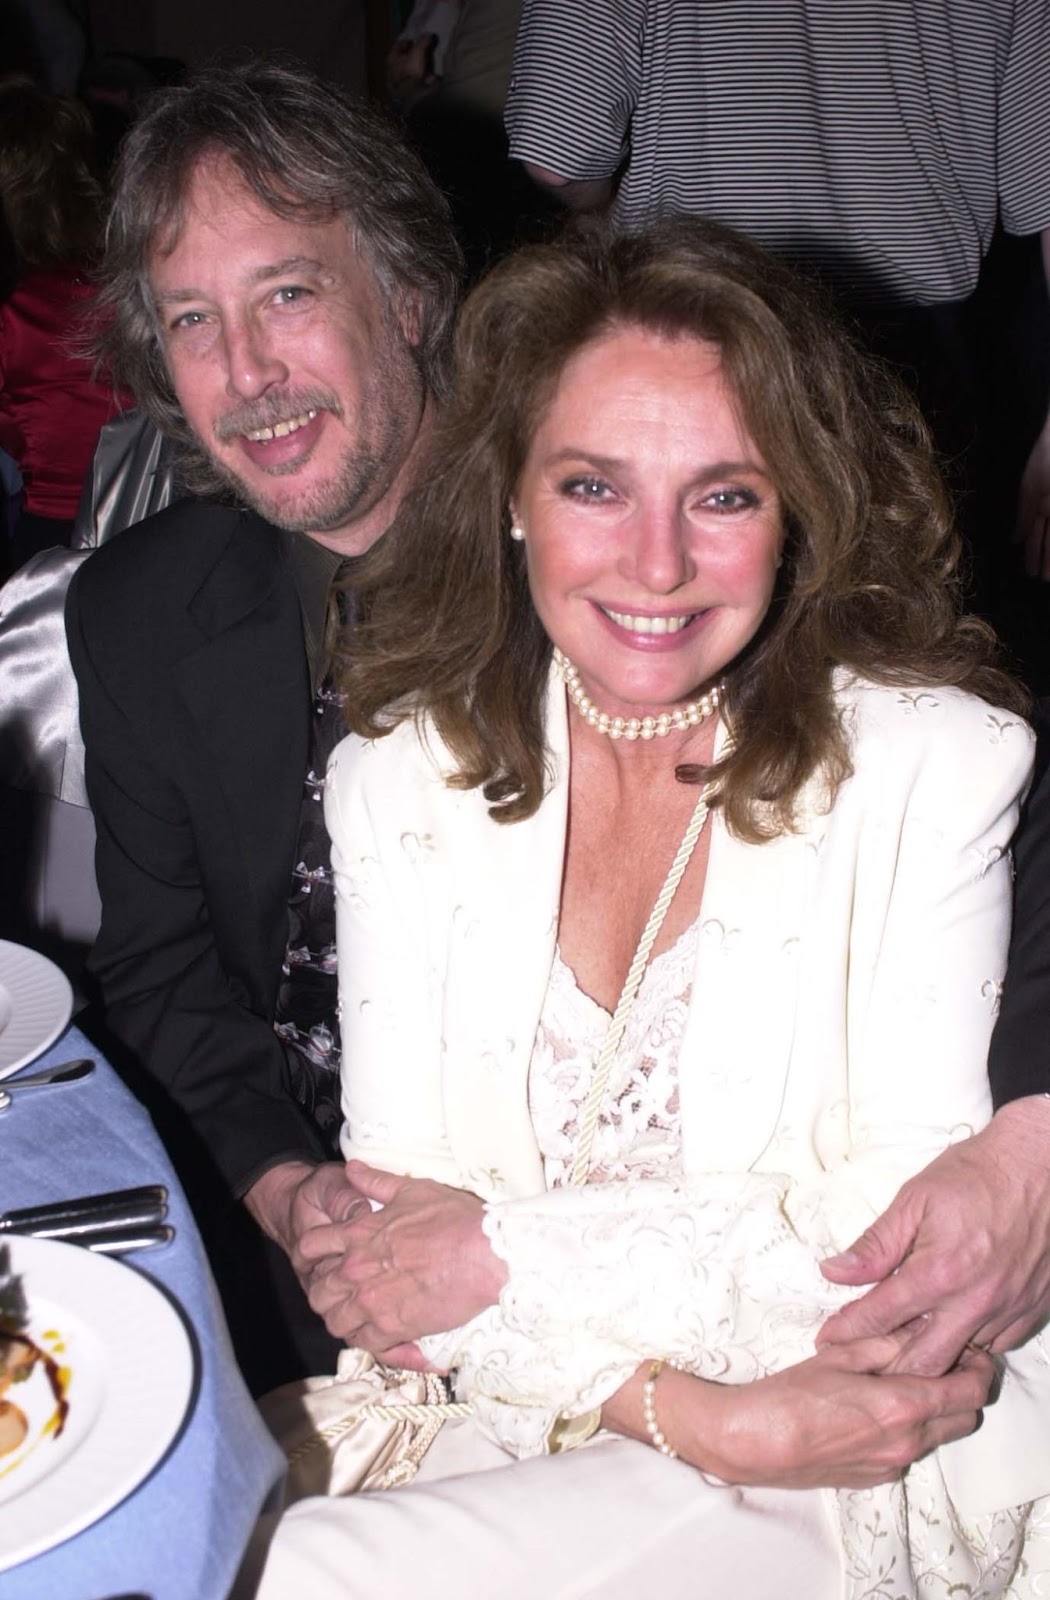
left=250, top=219, right=1050, bottom=1598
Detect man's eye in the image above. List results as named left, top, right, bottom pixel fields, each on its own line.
left=273, top=285, right=311, bottom=305
left=704, top=487, right=759, bottom=513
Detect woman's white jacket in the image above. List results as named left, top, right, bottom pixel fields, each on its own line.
left=326, top=675, right=1050, bottom=1530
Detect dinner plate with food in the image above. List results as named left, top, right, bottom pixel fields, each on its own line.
left=0, top=942, right=74, bottom=1081
left=0, top=1235, right=194, bottom=1571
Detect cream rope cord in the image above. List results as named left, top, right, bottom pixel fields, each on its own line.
left=567, top=784, right=712, bottom=1186
left=361, top=784, right=714, bottom=1426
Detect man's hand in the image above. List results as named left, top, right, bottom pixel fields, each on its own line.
left=1016, top=414, right=1050, bottom=580
left=818, top=1097, right=1050, bottom=1374
left=300, top=1159, right=507, bottom=1347
left=243, top=1159, right=368, bottom=1307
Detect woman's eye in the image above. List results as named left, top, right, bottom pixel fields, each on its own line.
left=562, top=475, right=613, bottom=501
left=170, top=310, right=207, bottom=331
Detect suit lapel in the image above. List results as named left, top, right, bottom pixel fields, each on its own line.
left=440, top=678, right=569, bottom=1199
left=174, top=514, right=309, bottom=963
left=680, top=786, right=819, bottom=1173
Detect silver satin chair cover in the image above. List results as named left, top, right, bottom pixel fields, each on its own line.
left=0, top=409, right=179, bottom=958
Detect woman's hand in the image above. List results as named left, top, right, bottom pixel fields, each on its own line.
left=299, top=1160, right=508, bottom=1347
left=601, top=1335, right=994, bottom=1490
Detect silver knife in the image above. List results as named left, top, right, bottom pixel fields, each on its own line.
left=0, top=1185, right=169, bottom=1239
left=0, top=1059, right=95, bottom=1108
left=82, top=1223, right=175, bottom=1255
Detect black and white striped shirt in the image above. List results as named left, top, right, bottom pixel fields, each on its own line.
left=506, top=0, right=1050, bottom=305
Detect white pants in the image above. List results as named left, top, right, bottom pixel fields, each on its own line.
left=241, top=1422, right=843, bottom=1599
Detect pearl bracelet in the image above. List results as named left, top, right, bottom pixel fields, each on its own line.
left=642, top=1359, right=678, bottom=1459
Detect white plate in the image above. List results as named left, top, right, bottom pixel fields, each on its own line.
left=0, top=1235, right=194, bottom=1572
left=0, top=941, right=73, bottom=1082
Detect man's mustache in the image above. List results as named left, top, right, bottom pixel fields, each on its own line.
left=212, top=387, right=343, bottom=443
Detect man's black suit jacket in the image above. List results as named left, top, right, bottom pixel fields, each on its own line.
left=67, top=498, right=333, bottom=1196
left=989, top=700, right=1050, bottom=1106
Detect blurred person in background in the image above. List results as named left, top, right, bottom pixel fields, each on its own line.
left=0, top=75, right=125, bottom=574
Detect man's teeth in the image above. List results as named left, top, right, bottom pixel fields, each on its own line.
left=244, top=409, right=318, bottom=443
left=602, top=608, right=695, bottom=635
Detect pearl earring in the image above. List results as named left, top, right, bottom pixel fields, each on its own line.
left=510, top=524, right=526, bottom=542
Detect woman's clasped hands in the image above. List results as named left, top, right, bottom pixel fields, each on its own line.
left=297, top=1160, right=509, bottom=1365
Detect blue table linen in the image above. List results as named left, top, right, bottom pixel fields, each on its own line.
left=1, top=1024, right=285, bottom=1600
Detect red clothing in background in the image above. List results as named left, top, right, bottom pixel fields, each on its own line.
left=0, top=268, right=124, bottom=520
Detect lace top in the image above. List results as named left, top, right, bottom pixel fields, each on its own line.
left=529, top=921, right=698, bottom=1187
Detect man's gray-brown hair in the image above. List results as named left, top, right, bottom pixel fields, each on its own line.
left=96, top=59, right=463, bottom=467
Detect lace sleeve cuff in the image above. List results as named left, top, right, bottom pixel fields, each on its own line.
left=423, top=1173, right=855, bottom=1458
left=483, top=1174, right=850, bottom=1382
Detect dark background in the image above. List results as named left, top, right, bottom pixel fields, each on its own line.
left=5, top=0, right=409, bottom=98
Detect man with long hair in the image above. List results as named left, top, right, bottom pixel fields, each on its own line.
left=66, top=59, right=462, bottom=1388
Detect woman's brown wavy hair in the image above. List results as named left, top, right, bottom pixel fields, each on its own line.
left=337, top=217, right=1025, bottom=839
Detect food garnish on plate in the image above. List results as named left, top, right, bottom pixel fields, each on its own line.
left=0, top=1244, right=71, bottom=1473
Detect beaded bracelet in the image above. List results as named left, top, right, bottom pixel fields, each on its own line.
left=641, top=1359, right=678, bottom=1459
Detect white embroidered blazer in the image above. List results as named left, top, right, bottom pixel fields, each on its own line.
left=326, top=676, right=1050, bottom=1556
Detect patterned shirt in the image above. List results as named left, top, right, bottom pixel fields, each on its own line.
left=271, top=536, right=354, bottom=1154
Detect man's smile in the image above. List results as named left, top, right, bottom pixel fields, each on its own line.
left=244, top=408, right=318, bottom=442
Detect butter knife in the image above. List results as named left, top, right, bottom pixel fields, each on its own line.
left=82, top=1223, right=175, bottom=1255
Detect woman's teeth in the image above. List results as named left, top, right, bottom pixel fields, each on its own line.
left=245, top=409, right=318, bottom=443
left=602, top=608, right=695, bottom=635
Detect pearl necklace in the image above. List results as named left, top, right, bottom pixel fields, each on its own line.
left=553, top=648, right=720, bottom=741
